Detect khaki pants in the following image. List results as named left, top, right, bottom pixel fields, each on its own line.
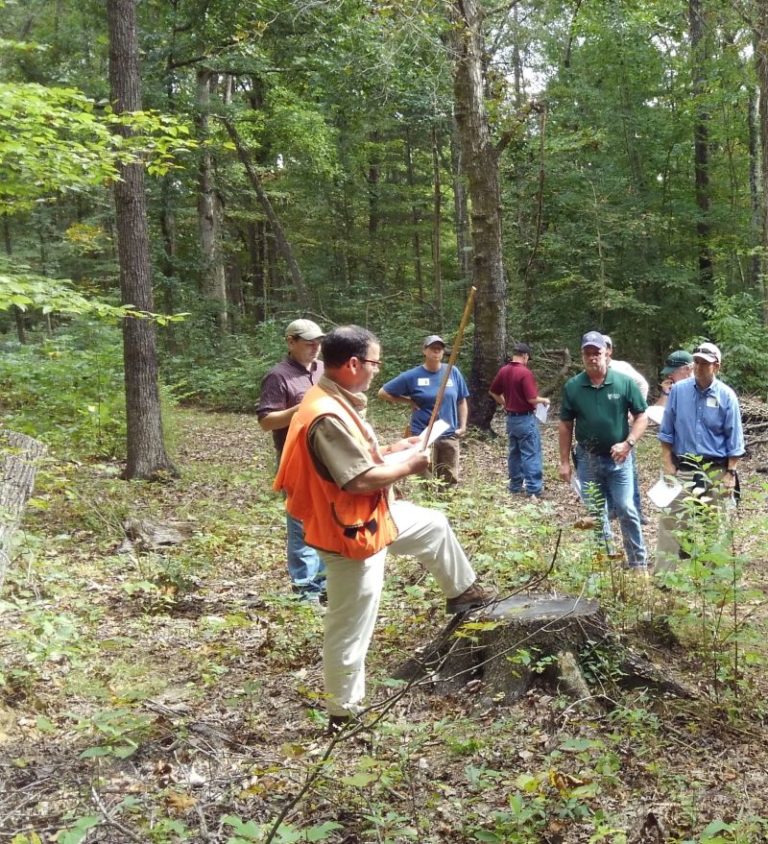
left=655, top=467, right=733, bottom=573
left=319, top=500, right=476, bottom=716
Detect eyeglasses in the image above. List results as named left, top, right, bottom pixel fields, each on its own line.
left=359, top=358, right=382, bottom=368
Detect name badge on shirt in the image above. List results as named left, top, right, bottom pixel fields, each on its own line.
left=417, top=378, right=430, bottom=386
left=706, top=396, right=719, bottom=408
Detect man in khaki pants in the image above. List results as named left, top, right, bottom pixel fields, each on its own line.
left=656, top=342, right=744, bottom=571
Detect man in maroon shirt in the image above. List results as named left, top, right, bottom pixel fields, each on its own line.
left=489, top=343, right=550, bottom=499
left=257, top=319, right=326, bottom=600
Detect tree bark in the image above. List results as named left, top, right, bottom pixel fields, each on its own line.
left=755, top=11, right=768, bottom=323
left=107, top=0, right=177, bottom=480
left=432, top=122, right=444, bottom=329
left=449, top=0, right=507, bottom=430
left=196, top=69, right=229, bottom=332
left=0, top=431, right=47, bottom=591
left=689, top=0, right=713, bottom=291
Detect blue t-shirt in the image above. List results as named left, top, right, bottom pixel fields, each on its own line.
left=381, top=364, right=469, bottom=436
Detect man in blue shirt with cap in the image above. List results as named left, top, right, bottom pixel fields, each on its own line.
left=656, top=342, right=744, bottom=571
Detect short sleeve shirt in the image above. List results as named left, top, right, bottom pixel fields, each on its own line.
left=257, top=357, right=324, bottom=455
left=560, top=370, right=647, bottom=453
left=381, top=364, right=469, bottom=436
left=489, top=362, right=538, bottom=413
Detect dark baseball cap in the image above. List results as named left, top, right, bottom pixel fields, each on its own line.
left=511, top=342, right=532, bottom=357
left=661, top=350, right=694, bottom=376
left=581, top=331, right=606, bottom=350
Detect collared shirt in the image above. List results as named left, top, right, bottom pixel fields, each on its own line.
left=489, top=361, right=538, bottom=413
left=658, top=376, right=744, bottom=459
left=308, top=376, right=386, bottom=492
left=257, top=356, right=324, bottom=455
left=381, top=363, right=469, bottom=436
left=560, top=369, right=647, bottom=453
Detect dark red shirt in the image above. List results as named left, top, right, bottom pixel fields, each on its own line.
left=257, top=357, right=324, bottom=455
left=489, top=361, right=538, bottom=413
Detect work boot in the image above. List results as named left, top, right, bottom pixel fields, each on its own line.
left=445, top=582, right=496, bottom=614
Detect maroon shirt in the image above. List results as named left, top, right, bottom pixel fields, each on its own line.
left=257, top=357, right=324, bottom=455
left=489, top=361, right=538, bottom=413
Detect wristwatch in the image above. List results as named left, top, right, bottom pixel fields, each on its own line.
left=626, top=437, right=636, bottom=448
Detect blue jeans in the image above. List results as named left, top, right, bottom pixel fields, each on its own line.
left=286, top=512, right=326, bottom=594
left=506, top=413, right=543, bottom=495
left=606, top=450, right=644, bottom=520
left=575, top=444, right=647, bottom=567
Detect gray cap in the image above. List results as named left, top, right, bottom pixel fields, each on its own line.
left=581, top=331, right=607, bottom=350
left=286, top=319, right=324, bottom=341
left=423, top=334, right=446, bottom=348
left=692, top=342, right=721, bottom=364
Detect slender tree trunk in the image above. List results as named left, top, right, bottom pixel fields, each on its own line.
left=431, top=123, right=444, bottom=329
left=222, top=118, right=311, bottom=310
left=689, top=0, right=713, bottom=290
left=449, top=0, right=507, bottom=430
left=748, top=85, right=761, bottom=290
left=3, top=220, right=26, bottom=344
left=404, top=125, right=425, bottom=305
left=755, top=12, right=768, bottom=323
left=107, top=0, right=177, bottom=479
left=196, top=70, right=229, bottom=332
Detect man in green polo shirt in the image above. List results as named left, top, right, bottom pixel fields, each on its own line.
left=558, top=331, right=649, bottom=570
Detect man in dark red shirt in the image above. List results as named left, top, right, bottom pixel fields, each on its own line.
left=257, top=319, right=326, bottom=601
left=489, top=343, right=550, bottom=499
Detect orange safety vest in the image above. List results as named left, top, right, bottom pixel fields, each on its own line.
left=274, top=384, right=398, bottom=559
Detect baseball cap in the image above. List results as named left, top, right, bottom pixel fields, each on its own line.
left=581, top=331, right=607, bottom=350
left=423, top=334, right=446, bottom=348
left=602, top=334, right=613, bottom=348
left=512, top=342, right=532, bottom=357
left=692, top=342, right=721, bottom=364
left=286, top=319, right=324, bottom=341
left=661, top=349, right=694, bottom=376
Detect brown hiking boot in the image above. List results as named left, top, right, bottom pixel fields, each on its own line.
left=445, top=582, right=496, bottom=614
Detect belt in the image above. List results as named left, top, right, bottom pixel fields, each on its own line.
left=676, top=454, right=728, bottom=471
left=577, top=443, right=612, bottom=457
left=506, top=410, right=533, bottom=417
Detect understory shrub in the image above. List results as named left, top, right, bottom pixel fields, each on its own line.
left=0, top=322, right=126, bottom=458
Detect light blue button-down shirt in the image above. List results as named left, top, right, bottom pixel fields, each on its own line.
left=658, top=376, right=745, bottom=459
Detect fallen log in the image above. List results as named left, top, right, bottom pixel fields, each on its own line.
left=394, top=593, right=694, bottom=706
left=0, top=430, right=47, bottom=589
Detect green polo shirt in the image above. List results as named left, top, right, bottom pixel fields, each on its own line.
left=560, top=370, right=647, bottom=454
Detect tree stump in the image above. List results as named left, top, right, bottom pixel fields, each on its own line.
left=0, top=431, right=47, bottom=588
left=394, top=594, right=694, bottom=705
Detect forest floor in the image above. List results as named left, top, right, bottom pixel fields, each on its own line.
left=2, top=405, right=768, bottom=844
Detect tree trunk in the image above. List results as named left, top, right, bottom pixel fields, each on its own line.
left=0, top=431, right=46, bottom=591
left=222, top=118, right=311, bottom=310
left=450, top=124, right=472, bottom=291
left=755, top=13, right=768, bottom=323
left=404, top=125, right=425, bottom=306
left=196, top=69, right=229, bottom=332
left=432, top=122, right=444, bottom=329
left=689, top=0, right=713, bottom=291
left=449, top=0, right=507, bottom=430
left=3, top=220, right=26, bottom=344
left=107, top=0, right=177, bottom=480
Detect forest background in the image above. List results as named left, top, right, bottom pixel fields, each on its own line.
left=3, top=1, right=768, bottom=843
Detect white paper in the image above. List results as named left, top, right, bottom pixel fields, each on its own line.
left=535, top=403, right=549, bottom=424
left=647, top=475, right=682, bottom=509
left=570, top=475, right=582, bottom=497
left=381, top=419, right=450, bottom=465
left=645, top=404, right=665, bottom=426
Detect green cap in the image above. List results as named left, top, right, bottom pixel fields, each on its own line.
left=661, top=350, right=693, bottom=376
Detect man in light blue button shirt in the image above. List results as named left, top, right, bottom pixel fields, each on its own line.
left=656, top=342, right=744, bottom=571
